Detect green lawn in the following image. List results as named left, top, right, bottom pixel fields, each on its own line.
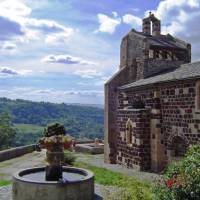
left=14, top=124, right=44, bottom=133
left=74, top=161, right=153, bottom=200
left=0, top=180, right=11, bottom=187
left=12, top=124, right=44, bottom=146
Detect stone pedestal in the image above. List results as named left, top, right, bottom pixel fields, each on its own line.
left=46, top=149, right=64, bottom=181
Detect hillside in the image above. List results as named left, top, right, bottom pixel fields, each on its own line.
left=0, top=98, right=104, bottom=146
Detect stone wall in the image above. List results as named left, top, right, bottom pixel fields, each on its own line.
left=105, top=15, right=192, bottom=168
left=117, top=78, right=200, bottom=171
left=0, top=145, right=35, bottom=162
left=116, top=109, right=151, bottom=170
left=143, top=59, right=184, bottom=78
left=159, top=80, right=200, bottom=162
left=120, top=31, right=146, bottom=69
left=104, top=66, right=137, bottom=164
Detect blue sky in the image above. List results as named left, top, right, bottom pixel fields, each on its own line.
left=0, top=0, right=200, bottom=104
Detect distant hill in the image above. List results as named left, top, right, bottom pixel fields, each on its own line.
left=0, top=97, right=104, bottom=146
left=68, top=103, right=104, bottom=109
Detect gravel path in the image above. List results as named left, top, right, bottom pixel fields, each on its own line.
left=0, top=186, right=12, bottom=200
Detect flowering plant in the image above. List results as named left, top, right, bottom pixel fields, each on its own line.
left=153, top=145, right=200, bottom=200
left=38, top=134, right=73, bottom=150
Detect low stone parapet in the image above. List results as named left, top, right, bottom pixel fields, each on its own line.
left=75, top=143, right=104, bottom=154
left=0, top=145, right=35, bottom=162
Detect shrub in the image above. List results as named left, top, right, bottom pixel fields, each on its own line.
left=153, top=145, right=200, bottom=200
left=63, top=151, right=76, bottom=165
left=105, top=184, right=152, bottom=200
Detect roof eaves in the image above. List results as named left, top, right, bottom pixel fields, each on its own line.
left=118, top=76, right=200, bottom=90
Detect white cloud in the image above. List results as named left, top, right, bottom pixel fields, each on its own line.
left=147, top=0, right=199, bottom=20
left=45, top=31, right=74, bottom=44
left=162, top=21, right=185, bottom=35
left=145, top=0, right=200, bottom=60
left=0, top=67, right=18, bottom=75
left=96, top=13, right=121, bottom=34
left=131, top=8, right=140, bottom=12
left=1, top=42, right=17, bottom=50
left=94, top=76, right=109, bottom=86
left=74, top=69, right=102, bottom=79
left=112, top=11, right=118, bottom=18
left=0, top=0, right=74, bottom=45
left=122, top=14, right=142, bottom=27
left=42, top=54, right=97, bottom=66
left=0, top=66, right=32, bottom=77
left=0, top=87, right=104, bottom=104
left=0, top=0, right=31, bottom=19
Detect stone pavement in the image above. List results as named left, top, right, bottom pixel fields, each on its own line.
left=0, top=151, right=46, bottom=181
left=0, top=186, right=12, bottom=200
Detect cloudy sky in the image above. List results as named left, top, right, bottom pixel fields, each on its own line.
left=0, top=0, right=200, bottom=104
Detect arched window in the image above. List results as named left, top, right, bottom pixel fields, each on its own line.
left=125, top=118, right=133, bottom=145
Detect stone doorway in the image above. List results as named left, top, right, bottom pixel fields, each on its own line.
left=167, top=135, right=188, bottom=163
left=171, top=136, right=187, bottom=157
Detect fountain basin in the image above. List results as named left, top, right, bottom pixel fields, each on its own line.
left=12, top=166, right=94, bottom=200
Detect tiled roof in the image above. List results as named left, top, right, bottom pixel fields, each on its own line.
left=145, top=34, right=186, bottom=49
left=124, top=29, right=188, bottom=50
left=119, top=62, right=200, bottom=90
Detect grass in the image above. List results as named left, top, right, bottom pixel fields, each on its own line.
left=0, top=160, right=14, bottom=168
left=74, top=161, right=153, bottom=200
left=74, top=161, right=135, bottom=185
left=0, top=180, right=11, bottom=187
left=14, top=123, right=44, bottom=133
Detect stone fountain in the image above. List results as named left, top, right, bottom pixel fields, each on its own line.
left=12, top=123, right=94, bottom=200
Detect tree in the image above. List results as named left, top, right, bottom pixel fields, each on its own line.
left=0, top=113, right=16, bottom=150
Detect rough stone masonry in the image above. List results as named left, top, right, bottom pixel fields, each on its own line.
left=104, top=12, right=200, bottom=172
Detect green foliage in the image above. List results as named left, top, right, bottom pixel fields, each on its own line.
left=0, top=97, right=104, bottom=146
left=75, top=161, right=126, bottom=185
left=63, top=151, right=76, bottom=165
left=74, top=161, right=152, bottom=200
left=0, top=113, right=16, bottom=150
left=153, top=145, right=200, bottom=200
left=0, top=180, right=11, bottom=186
left=105, top=186, right=151, bottom=200
left=12, top=124, right=43, bottom=146
left=44, top=123, right=66, bottom=137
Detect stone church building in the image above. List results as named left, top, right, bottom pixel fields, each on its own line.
left=104, top=13, right=200, bottom=172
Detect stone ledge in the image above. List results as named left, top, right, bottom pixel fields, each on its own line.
left=0, top=145, right=35, bottom=162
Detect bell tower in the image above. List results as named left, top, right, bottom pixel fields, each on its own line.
left=143, top=12, right=161, bottom=36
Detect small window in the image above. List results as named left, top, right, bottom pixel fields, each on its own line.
left=163, top=51, right=168, bottom=59
left=195, top=80, right=200, bottom=111
left=125, top=118, right=133, bottom=145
